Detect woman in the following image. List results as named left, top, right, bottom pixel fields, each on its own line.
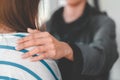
left=0, top=0, right=61, bottom=80
left=17, top=0, right=118, bottom=80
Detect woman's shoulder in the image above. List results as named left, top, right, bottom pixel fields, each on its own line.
left=89, top=5, right=115, bottom=25
left=90, top=14, right=115, bottom=27
left=0, top=33, right=28, bottom=46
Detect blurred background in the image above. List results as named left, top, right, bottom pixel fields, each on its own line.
left=39, top=0, right=120, bottom=80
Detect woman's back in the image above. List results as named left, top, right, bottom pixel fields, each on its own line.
left=0, top=33, right=61, bottom=80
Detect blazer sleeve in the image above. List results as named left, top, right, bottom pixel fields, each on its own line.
left=58, top=16, right=119, bottom=77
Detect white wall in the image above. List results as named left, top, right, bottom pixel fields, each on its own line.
left=41, top=0, right=59, bottom=20
left=99, top=0, right=120, bottom=80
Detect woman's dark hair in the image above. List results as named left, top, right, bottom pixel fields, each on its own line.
left=0, top=0, right=40, bottom=32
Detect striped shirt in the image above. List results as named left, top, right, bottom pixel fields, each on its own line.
left=0, top=33, right=62, bottom=80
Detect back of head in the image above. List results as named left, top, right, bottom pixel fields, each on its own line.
left=0, top=0, right=40, bottom=32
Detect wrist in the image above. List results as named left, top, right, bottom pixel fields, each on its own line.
left=62, top=42, right=73, bottom=61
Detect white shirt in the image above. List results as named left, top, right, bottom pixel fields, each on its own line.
left=0, top=33, right=62, bottom=80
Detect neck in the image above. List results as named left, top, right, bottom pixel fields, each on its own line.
left=63, top=1, right=86, bottom=23
left=67, top=0, right=86, bottom=9
left=0, top=24, right=16, bottom=34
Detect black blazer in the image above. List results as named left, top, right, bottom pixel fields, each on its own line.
left=46, top=3, right=118, bottom=80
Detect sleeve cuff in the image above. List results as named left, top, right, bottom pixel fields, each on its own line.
left=68, top=43, right=83, bottom=74
left=58, top=43, right=83, bottom=79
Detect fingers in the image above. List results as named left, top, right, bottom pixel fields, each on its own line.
left=22, top=43, right=55, bottom=58
left=17, top=32, right=49, bottom=44
left=30, top=51, right=56, bottom=62
left=17, top=32, right=51, bottom=50
left=30, top=54, right=47, bottom=61
left=17, top=28, right=39, bottom=44
left=22, top=49, right=52, bottom=62
left=17, top=37, right=48, bottom=50
left=16, top=29, right=60, bottom=61
left=22, top=46, right=45, bottom=59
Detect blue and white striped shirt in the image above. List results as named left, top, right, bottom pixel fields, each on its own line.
left=0, top=33, right=62, bottom=80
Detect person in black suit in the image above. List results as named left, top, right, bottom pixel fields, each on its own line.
left=17, top=0, right=118, bottom=80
